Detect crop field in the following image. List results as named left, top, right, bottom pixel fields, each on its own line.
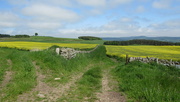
left=0, top=41, right=98, bottom=50
left=0, top=42, right=179, bottom=102
left=106, top=45, right=180, bottom=61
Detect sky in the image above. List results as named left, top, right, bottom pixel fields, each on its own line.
left=0, top=0, right=180, bottom=38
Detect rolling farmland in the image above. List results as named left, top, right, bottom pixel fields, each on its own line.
left=106, top=45, right=180, bottom=61
left=0, top=41, right=179, bottom=61
left=0, top=41, right=98, bottom=50
left=0, top=38, right=179, bottom=102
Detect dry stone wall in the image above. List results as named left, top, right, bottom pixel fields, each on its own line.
left=56, top=45, right=99, bottom=59
left=129, top=57, right=180, bottom=68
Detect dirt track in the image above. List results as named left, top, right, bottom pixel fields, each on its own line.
left=17, top=62, right=95, bottom=102
left=96, top=65, right=126, bottom=102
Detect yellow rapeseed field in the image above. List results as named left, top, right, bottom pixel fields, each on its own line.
left=105, top=45, right=180, bottom=61
left=0, top=41, right=98, bottom=50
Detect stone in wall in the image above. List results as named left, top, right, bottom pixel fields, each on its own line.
left=129, top=57, right=135, bottom=62
left=56, top=48, right=60, bottom=55
left=59, top=48, right=77, bottom=59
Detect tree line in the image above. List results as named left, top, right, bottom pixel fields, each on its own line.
left=0, top=33, right=38, bottom=38
left=0, top=34, right=30, bottom=38
left=104, top=39, right=180, bottom=45
left=14, top=35, right=30, bottom=38
left=78, top=36, right=102, bottom=40
left=0, top=34, right=11, bottom=38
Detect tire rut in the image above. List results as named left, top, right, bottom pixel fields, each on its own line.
left=49, top=63, right=94, bottom=101
left=96, top=66, right=126, bottom=102
left=17, top=61, right=94, bottom=102
left=0, top=59, right=13, bottom=89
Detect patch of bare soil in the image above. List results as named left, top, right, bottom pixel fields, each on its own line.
left=0, top=59, right=13, bottom=88
left=17, top=61, right=94, bottom=102
left=17, top=61, right=49, bottom=102
left=96, top=66, right=126, bottom=102
left=47, top=64, right=94, bottom=101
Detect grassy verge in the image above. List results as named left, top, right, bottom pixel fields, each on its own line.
left=113, top=61, right=180, bottom=102
left=0, top=48, right=11, bottom=84
left=0, top=58, right=7, bottom=84
left=0, top=48, right=36, bottom=101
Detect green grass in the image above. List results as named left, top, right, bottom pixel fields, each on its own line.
left=113, top=61, right=180, bottom=102
left=57, top=52, right=116, bottom=102
left=106, top=45, right=180, bottom=61
left=0, top=36, right=104, bottom=44
left=0, top=48, right=11, bottom=84
left=29, top=45, right=107, bottom=85
left=0, top=37, right=179, bottom=102
left=0, top=45, right=107, bottom=101
left=58, top=67, right=102, bottom=102
left=0, top=48, right=36, bottom=101
left=0, top=59, right=7, bottom=83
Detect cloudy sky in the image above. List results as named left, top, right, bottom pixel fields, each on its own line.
left=0, top=0, right=180, bottom=38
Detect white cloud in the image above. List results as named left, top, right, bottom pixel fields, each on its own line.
left=138, top=0, right=149, bottom=2
left=7, top=0, right=72, bottom=7
left=109, top=0, right=133, bottom=4
left=101, top=17, right=139, bottom=30
left=21, top=4, right=80, bottom=30
left=90, top=9, right=104, bottom=15
left=57, top=17, right=141, bottom=37
left=152, top=0, right=171, bottom=9
left=7, top=0, right=29, bottom=5
left=77, top=0, right=106, bottom=7
left=42, top=0, right=72, bottom=6
left=22, top=4, right=79, bottom=22
left=136, top=6, right=145, bottom=13
left=1, top=0, right=179, bottom=37
left=120, top=17, right=133, bottom=22
left=58, top=18, right=180, bottom=37
left=0, top=12, right=20, bottom=27
left=76, top=0, right=133, bottom=10
left=27, top=22, right=62, bottom=30
left=149, top=19, right=180, bottom=29
left=58, top=29, right=129, bottom=38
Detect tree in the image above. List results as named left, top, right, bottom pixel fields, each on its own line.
left=35, top=33, right=38, bottom=36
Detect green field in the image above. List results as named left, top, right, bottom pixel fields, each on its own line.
left=0, top=41, right=98, bottom=50
left=0, top=36, right=104, bottom=44
left=1, top=36, right=180, bottom=61
left=0, top=36, right=179, bottom=102
left=106, top=45, right=180, bottom=61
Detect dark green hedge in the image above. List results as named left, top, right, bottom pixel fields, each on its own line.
left=104, top=39, right=180, bottom=45
left=78, top=36, right=102, bottom=40
left=14, top=35, right=30, bottom=38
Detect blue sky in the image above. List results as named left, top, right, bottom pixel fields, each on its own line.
left=0, top=0, right=180, bottom=38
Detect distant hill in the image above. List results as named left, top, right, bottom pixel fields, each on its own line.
left=102, top=36, right=180, bottom=42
